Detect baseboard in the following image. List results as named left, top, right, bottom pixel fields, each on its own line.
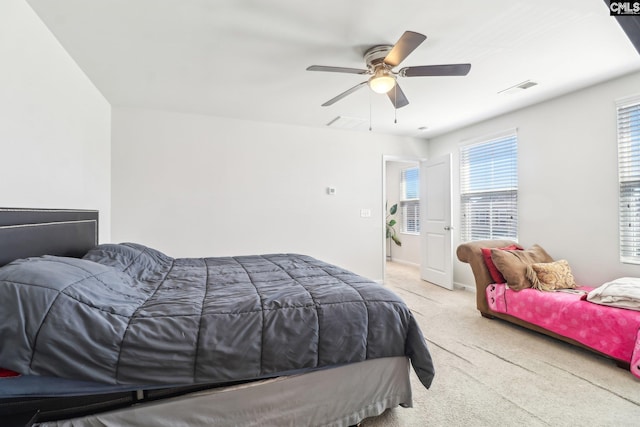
left=454, top=281, right=475, bottom=292
left=386, top=259, right=419, bottom=268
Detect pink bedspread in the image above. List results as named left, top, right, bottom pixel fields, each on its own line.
left=486, top=283, right=640, bottom=379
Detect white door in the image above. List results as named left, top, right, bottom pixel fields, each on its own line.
left=420, top=154, right=453, bottom=290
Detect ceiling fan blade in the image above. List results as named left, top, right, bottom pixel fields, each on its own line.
left=400, top=63, right=471, bottom=77
left=321, top=81, right=368, bottom=106
left=387, top=83, right=409, bottom=109
left=307, top=65, right=369, bottom=74
left=383, top=31, right=427, bottom=68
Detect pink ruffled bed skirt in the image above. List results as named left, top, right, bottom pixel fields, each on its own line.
left=486, top=284, right=640, bottom=379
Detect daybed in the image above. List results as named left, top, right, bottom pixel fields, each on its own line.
left=456, top=239, right=640, bottom=380
left=0, top=208, right=435, bottom=427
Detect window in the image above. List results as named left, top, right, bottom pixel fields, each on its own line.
left=460, top=131, right=518, bottom=242
left=617, top=95, right=640, bottom=263
left=401, top=167, right=420, bottom=234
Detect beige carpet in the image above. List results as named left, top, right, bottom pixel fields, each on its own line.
left=360, top=262, right=640, bottom=427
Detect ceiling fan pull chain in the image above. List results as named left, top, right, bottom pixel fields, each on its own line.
left=369, top=90, right=373, bottom=131
left=394, top=84, right=398, bottom=124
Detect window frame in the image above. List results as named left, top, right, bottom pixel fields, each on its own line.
left=400, top=166, right=420, bottom=235
left=617, top=95, right=640, bottom=264
left=459, top=130, right=519, bottom=242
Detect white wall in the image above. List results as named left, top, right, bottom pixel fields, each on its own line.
left=0, top=0, right=112, bottom=242
left=111, top=107, right=428, bottom=281
left=429, top=70, right=640, bottom=288
left=385, top=160, right=421, bottom=265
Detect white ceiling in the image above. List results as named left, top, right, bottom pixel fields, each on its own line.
left=26, top=0, right=640, bottom=138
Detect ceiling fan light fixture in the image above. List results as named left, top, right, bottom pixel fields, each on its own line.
left=368, top=68, right=396, bottom=94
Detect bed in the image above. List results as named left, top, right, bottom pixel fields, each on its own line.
left=0, top=208, right=435, bottom=426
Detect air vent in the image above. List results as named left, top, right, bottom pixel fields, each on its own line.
left=498, top=80, right=538, bottom=95
left=326, top=116, right=369, bottom=130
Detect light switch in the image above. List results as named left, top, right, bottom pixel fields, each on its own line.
left=360, top=208, right=371, bottom=218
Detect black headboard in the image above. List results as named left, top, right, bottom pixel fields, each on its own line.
left=0, top=208, right=98, bottom=267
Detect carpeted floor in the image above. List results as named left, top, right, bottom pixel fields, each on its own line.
left=360, top=262, right=640, bottom=427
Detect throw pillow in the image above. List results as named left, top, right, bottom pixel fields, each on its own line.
left=481, top=245, right=522, bottom=284
left=526, top=259, right=577, bottom=291
left=0, top=368, right=20, bottom=378
left=490, top=244, right=554, bottom=291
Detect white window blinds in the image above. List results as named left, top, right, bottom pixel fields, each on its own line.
left=617, top=95, right=640, bottom=263
left=460, top=132, right=518, bottom=242
left=401, top=167, right=420, bottom=234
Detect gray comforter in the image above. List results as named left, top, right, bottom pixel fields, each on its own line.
left=0, top=243, right=434, bottom=388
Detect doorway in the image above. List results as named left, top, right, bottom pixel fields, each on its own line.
left=382, top=156, right=421, bottom=276
left=382, top=154, right=453, bottom=289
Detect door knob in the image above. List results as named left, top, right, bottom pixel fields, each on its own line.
left=444, top=226, right=453, bottom=231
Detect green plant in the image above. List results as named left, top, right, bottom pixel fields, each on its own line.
left=386, top=202, right=402, bottom=247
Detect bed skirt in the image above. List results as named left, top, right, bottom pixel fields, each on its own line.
left=36, top=357, right=413, bottom=427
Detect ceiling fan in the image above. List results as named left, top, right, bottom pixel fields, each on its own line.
left=307, top=31, right=471, bottom=109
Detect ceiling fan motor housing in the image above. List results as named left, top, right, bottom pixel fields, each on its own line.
left=364, top=45, right=394, bottom=70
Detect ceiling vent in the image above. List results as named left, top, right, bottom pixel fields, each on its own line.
left=326, top=116, right=369, bottom=130
left=498, top=80, right=538, bottom=95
